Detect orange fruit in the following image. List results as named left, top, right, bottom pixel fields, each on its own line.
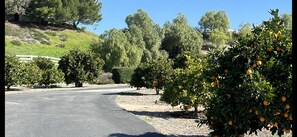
left=255, top=110, right=259, bottom=115
left=256, top=60, right=262, bottom=65
left=285, top=104, right=290, bottom=110
left=224, top=69, right=229, bottom=73
left=249, top=109, right=253, bottom=113
left=275, top=31, right=281, bottom=38
left=263, top=100, right=269, bottom=106
left=273, top=122, right=278, bottom=127
left=289, top=115, right=292, bottom=120
left=267, top=47, right=273, bottom=52
left=252, top=64, right=257, bottom=68
left=246, top=69, right=253, bottom=75
left=228, top=120, right=233, bottom=126
left=284, top=113, right=289, bottom=118
left=260, top=117, right=265, bottom=122
left=281, top=96, right=287, bottom=102
left=275, top=112, right=281, bottom=115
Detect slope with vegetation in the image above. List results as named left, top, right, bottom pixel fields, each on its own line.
left=5, top=22, right=99, bottom=58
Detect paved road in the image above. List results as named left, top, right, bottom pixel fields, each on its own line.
left=5, top=86, right=166, bottom=137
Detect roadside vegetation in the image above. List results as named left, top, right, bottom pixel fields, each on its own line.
left=5, top=1, right=292, bottom=136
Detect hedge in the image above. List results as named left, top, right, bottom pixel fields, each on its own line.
left=111, top=67, right=135, bottom=84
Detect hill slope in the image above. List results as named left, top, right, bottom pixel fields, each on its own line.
left=5, top=22, right=99, bottom=58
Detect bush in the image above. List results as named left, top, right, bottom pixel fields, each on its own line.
left=19, top=62, right=42, bottom=87
left=59, top=35, right=68, bottom=41
left=97, top=72, right=115, bottom=84
left=111, top=67, right=135, bottom=84
left=5, top=55, right=22, bottom=90
left=58, top=49, right=104, bottom=87
left=32, top=57, right=63, bottom=86
left=30, top=29, right=50, bottom=41
left=200, top=10, right=292, bottom=136
left=161, top=55, right=211, bottom=115
left=45, top=31, right=57, bottom=36
left=56, top=43, right=65, bottom=48
left=130, top=58, right=173, bottom=94
left=11, top=40, right=22, bottom=46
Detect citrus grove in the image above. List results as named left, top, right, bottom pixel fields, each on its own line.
left=199, top=9, right=292, bottom=136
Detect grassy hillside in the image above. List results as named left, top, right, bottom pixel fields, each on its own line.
left=5, top=22, right=99, bottom=58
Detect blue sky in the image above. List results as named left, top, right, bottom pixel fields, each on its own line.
left=79, top=0, right=292, bottom=35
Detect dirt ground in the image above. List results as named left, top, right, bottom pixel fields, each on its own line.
left=115, top=89, right=292, bottom=137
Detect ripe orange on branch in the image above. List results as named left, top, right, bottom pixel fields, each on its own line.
left=246, top=69, right=252, bottom=75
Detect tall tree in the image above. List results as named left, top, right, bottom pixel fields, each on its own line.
left=281, top=13, right=292, bottom=31
left=74, top=0, right=102, bottom=28
left=161, top=13, right=203, bottom=59
left=198, top=10, right=230, bottom=34
left=5, top=0, right=31, bottom=21
left=198, top=10, right=231, bottom=49
left=91, top=28, right=141, bottom=72
left=125, top=9, right=166, bottom=62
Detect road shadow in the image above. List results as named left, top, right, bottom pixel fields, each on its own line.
left=108, top=132, right=208, bottom=137
left=127, top=110, right=202, bottom=119
left=102, top=92, right=151, bottom=96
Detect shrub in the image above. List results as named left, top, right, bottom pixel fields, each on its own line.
left=56, top=43, right=65, bottom=48
left=45, top=31, right=57, bottom=36
left=5, top=55, right=22, bottom=90
left=19, top=62, right=42, bottom=87
left=199, top=10, right=292, bottom=136
left=97, top=72, right=115, bottom=84
left=130, top=58, right=173, bottom=94
left=30, top=29, right=50, bottom=41
left=32, top=57, right=55, bottom=71
left=111, top=67, right=135, bottom=84
left=161, top=55, right=211, bottom=115
left=32, top=57, right=63, bottom=86
left=59, top=35, right=68, bottom=42
left=58, top=49, right=104, bottom=87
left=11, top=40, right=22, bottom=46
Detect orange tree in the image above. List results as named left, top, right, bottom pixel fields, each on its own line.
left=161, top=55, right=211, bottom=115
left=199, top=9, right=292, bottom=137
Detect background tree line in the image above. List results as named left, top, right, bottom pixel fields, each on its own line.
left=5, top=0, right=102, bottom=28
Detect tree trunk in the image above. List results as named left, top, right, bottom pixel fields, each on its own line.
left=194, top=106, right=199, bottom=118
left=7, top=85, right=11, bottom=91
left=75, top=82, right=83, bottom=87
left=14, top=13, right=19, bottom=21
left=73, top=21, right=77, bottom=29
left=156, top=88, right=159, bottom=95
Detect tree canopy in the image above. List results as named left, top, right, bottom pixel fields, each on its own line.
left=161, top=13, right=203, bottom=59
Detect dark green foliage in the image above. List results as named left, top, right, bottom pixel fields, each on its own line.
left=11, top=40, right=22, bottom=46
left=161, top=55, right=211, bottom=114
left=201, top=10, right=292, bottom=136
left=161, top=13, right=203, bottom=59
left=32, top=57, right=64, bottom=86
left=111, top=67, right=135, bottom=84
left=19, top=62, right=42, bottom=87
left=58, top=49, right=104, bottom=87
left=27, top=0, right=102, bottom=28
left=32, top=57, right=54, bottom=70
left=130, top=58, right=172, bottom=94
left=5, top=55, right=22, bottom=90
left=130, top=65, right=147, bottom=89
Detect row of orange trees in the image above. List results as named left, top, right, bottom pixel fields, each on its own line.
left=130, top=9, right=292, bottom=136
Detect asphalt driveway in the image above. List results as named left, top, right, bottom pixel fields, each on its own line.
left=5, top=86, right=166, bottom=137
